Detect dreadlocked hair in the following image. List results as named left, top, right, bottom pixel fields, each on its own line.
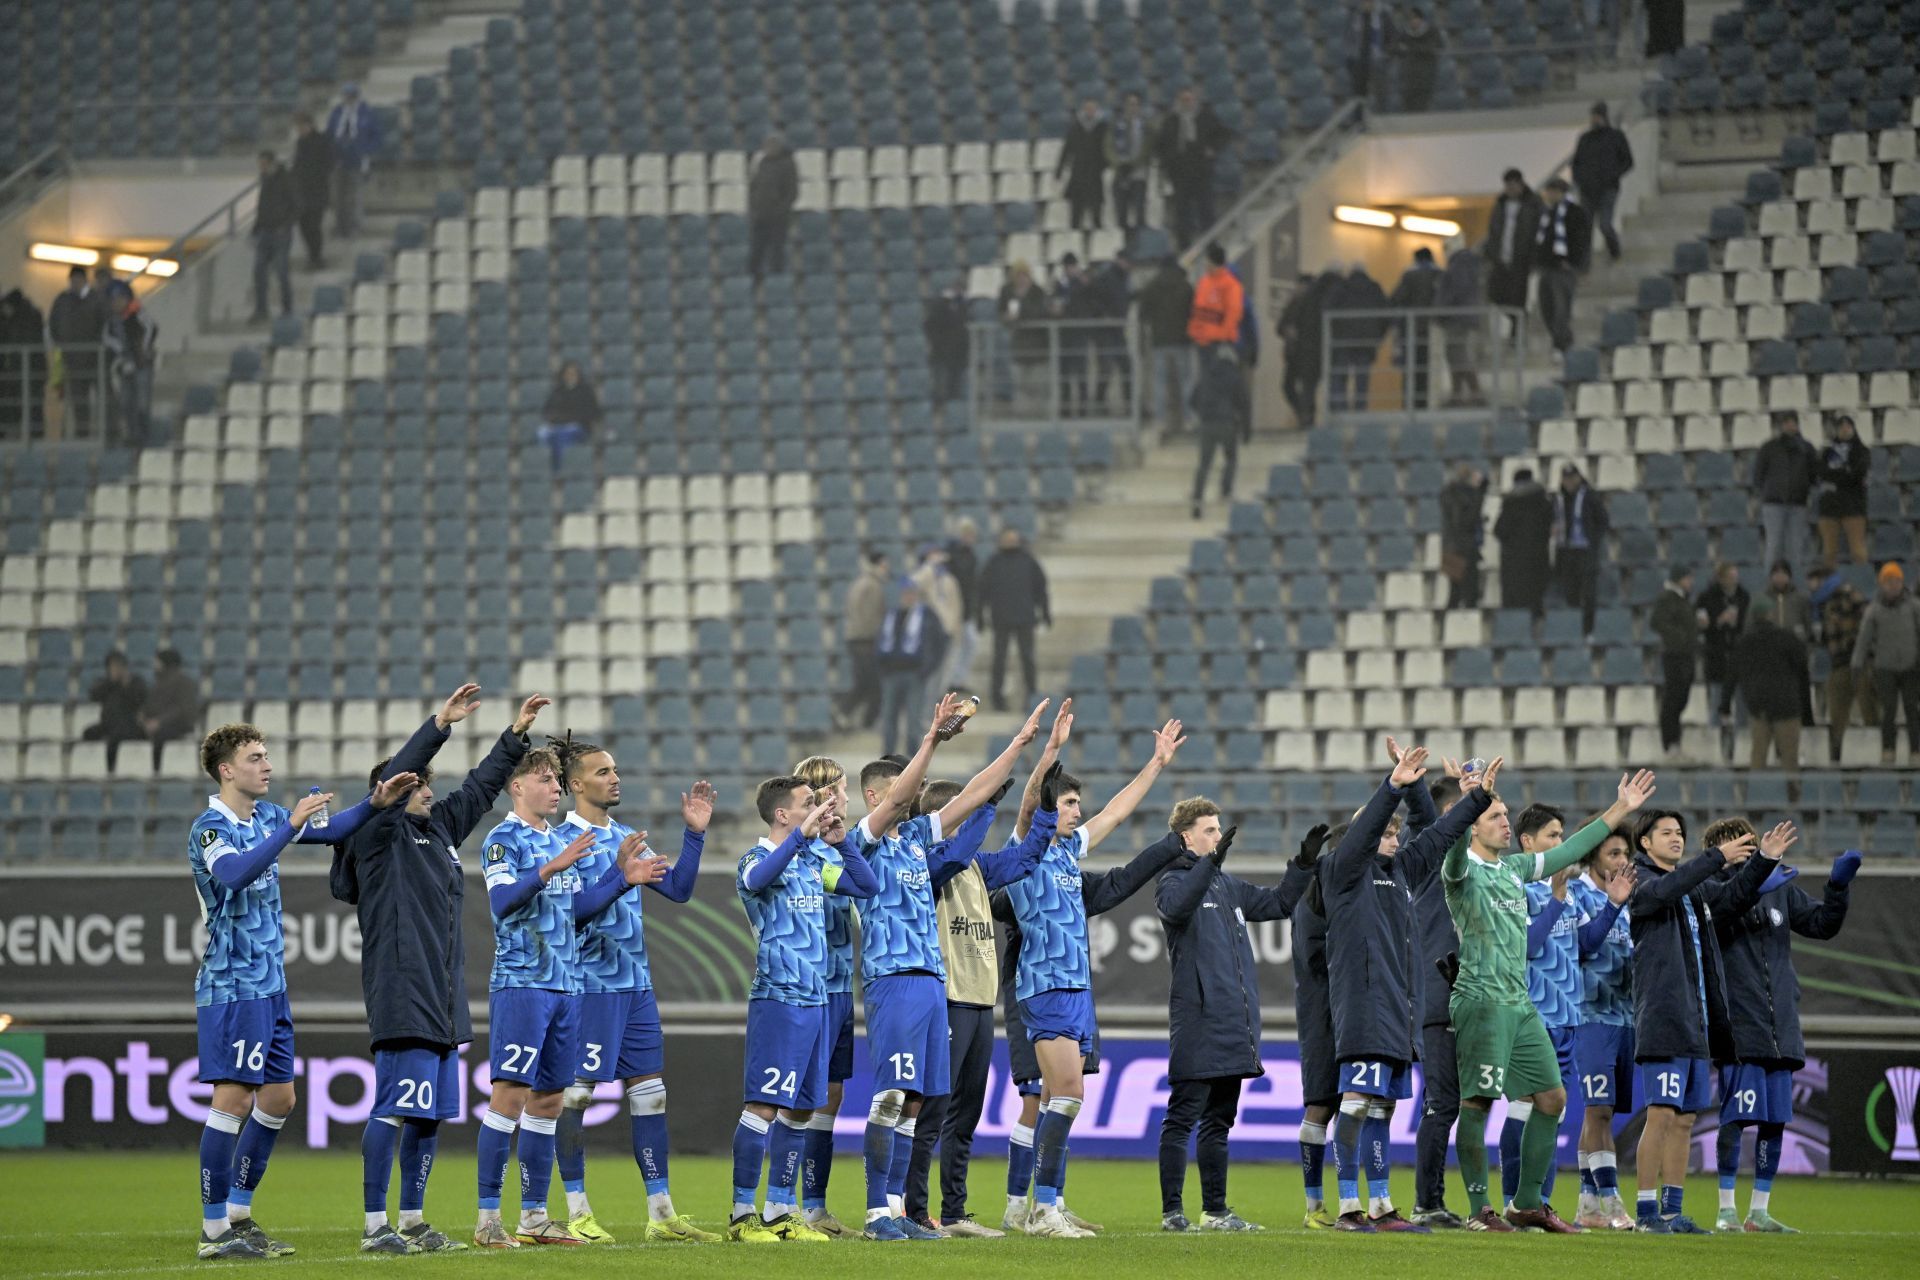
left=547, top=730, right=604, bottom=793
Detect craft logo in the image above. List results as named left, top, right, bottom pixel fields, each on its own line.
left=1867, top=1064, right=1920, bottom=1161
left=0, top=1034, right=45, bottom=1148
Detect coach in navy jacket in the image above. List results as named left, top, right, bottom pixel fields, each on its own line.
left=329, top=691, right=540, bottom=1050
left=1321, top=771, right=1491, bottom=1066
left=1711, top=863, right=1851, bottom=1068
left=1627, top=843, right=1774, bottom=1063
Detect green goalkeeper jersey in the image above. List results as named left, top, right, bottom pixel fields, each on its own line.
left=1442, top=817, right=1613, bottom=1006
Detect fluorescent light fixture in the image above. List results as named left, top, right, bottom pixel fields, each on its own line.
left=109, top=253, right=180, bottom=277
left=144, top=258, right=180, bottom=277
left=1401, top=214, right=1463, bottom=237
left=30, top=241, right=100, bottom=266
left=1333, top=204, right=1396, bottom=228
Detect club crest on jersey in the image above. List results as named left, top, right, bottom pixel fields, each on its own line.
left=908, top=842, right=927, bottom=862
left=486, top=843, right=508, bottom=864
left=1768, top=906, right=1784, bottom=927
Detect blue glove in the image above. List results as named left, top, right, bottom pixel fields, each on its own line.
left=1758, top=865, right=1799, bottom=896
left=1830, top=849, right=1862, bottom=886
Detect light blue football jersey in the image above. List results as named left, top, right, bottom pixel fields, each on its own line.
left=738, top=836, right=832, bottom=1006
left=1569, top=874, right=1633, bottom=1026
left=189, top=797, right=301, bottom=1007
left=813, top=837, right=857, bottom=996
left=560, top=814, right=652, bottom=995
left=1524, top=880, right=1586, bottom=1030
left=1002, top=827, right=1092, bottom=1002
left=853, top=813, right=947, bottom=984
left=482, top=812, right=586, bottom=993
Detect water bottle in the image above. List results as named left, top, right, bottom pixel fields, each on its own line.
left=934, top=695, right=981, bottom=742
left=307, top=785, right=330, bottom=830
left=1462, top=757, right=1489, bottom=781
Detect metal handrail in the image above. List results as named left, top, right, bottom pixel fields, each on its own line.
left=0, top=144, right=72, bottom=218
left=1180, top=98, right=1367, bottom=270
left=1317, top=304, right=1530, bottom=417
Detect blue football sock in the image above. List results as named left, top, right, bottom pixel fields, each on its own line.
left=1299, top=1120, right=1328, bottom=1207
left=1362, top=1105, right=1392, bottom=1207
left=1716, top=1121, right=1742, bottom=1189
left=863, top=1119, right=895, bottom=1212
left=1579, top=1163, right=1598, bottom=1197
left=1032, top=1098, right=1080, bottom=1207
left=398, top=1120, right=438, bottom=1214
left=362, top=1117, right=400, bottom=1215
left=1006, top=1123, right=1036, bottom=1199
left=1755, top=1123, right=1782, bottom=1196
left=1540, top=1111, right=1561, bottom=1201
left=1660, top=1183, right=1684, bottom=1217
left=731, top=1111, right=770, bottom=1214
left=556, top=1098, right=587, bottom=1192
left=1331, top=1101, right=1364, bottom=1213
left=1636, top=1188, right=1658, bottom=1218
left=766, top=1115, right=808, bottom=1215
left=1498, top=1113, right=1525, bottom=1204
left=801, top=1114, right=834, bottom=1211
left=1591, top=1151, right=1620, bottom=1195
left=199, top=1108, right=244, bottom=1233
left=229, top=1106, right=287, bottom=1213
left=631, top=1106, right=671, bottom=1197
left=888, top=1119, right=915, bottom=1199
left=476, top=1109, right=516, bottom=1213
left=517, top=1114, right=558, bottom=1216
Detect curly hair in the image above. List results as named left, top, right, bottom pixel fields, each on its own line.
left=201, top=723, right=265, bottom=781
left=512, top=747, right=562, bottom=783
left=1168, top=796, right=1221, bottom=834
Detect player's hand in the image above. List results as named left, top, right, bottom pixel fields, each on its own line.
left=1151, top=718, right=1186, bottom=768
left=617, top=834, right=669, bottom=886
left=799, top=798, right=836, bottom=838
left=1388, top=743, right=1430, bottom=788
left=1385, top=735, right=1406, bottom=766
left=370, top=772, right=421, bottom=810
left=1441, top=756, right=1466, bottom=780
left=549, top=827, right=598, bottom=873
left=1463, top=756, right=1504, bottom=793
left=1012, top=698, right=1051, bottom=747
left=1293, top=823, right=1330, bottom=870
left=988, top=772, right=1017, bottom=806
left=1758, top=821, right=1797, bottom=861
left=1830, top=849, right=1863, bottom=886
left=1038, top=760, right=1065, bottom=810
left=1605, top=864, right=1637, bottom=905
left=924, top=691, right=964, bottom=744
left=681, top=780, right=716, bottom=833
left=435, top=682, right=482, bottom=729
left=290, top=790, right=335, bottom=828
left=1211, top=825, right=1237, bottom=864
left=1550, top=864, right=1573, bottom=902
left=1616, top=768, right=1657, bottom=812
left=1717, top=833, right=1756, bottom=867
left=511, top=694, right=552, bottom=736
left=1045, top=698, right=1074, bottom=752
left=824, top=810, right=849, bottom=843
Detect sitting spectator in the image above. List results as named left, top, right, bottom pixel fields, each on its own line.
left=1808, top=568, right=1877, bottom=763
left=82, top=651, right=148, bottom=771
left=875, top=577, right=948, bottom=757
left=538, top=361, right=601, bottom=466
left=1816, top=414, right=1871, bottom=570
left=1854, top=562, right=1920, bottom=765
left=141, top=648, right=201, bottom=772
left=1393, top=7, right=1443, bottom=111
left=1737, top=617, right=1807, bottom=773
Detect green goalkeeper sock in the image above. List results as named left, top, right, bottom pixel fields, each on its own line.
left=1456, top=1106, right=1491, bottom=1216
left=1512, top=1106, right=1561, bottom=1211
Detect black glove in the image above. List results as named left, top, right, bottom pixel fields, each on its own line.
left=987, top=773, right=1016, bottom=806
left=1292, top=823, right=1330, bottom=871
left=1039, top=760, right=1064, bottom=810
left=1436, top=951, right=1460, bottom=990
left=1211, top=825, right=1237, bottom=864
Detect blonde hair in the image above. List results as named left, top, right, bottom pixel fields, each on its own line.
left=792, top=756, right=846, bottom=792
left=1168, top=796, right=1221, bottom=834
left=1701, top=815, right=1754, bottom=850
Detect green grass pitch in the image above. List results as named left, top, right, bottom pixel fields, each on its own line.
left=7, top=1151, right=1917, bottom=1278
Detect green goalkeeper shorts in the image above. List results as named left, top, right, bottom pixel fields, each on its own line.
left=1451, top=995, right=1563, bottom=1101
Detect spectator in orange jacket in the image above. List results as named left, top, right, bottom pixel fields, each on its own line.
left=1187, top=243, right=1243, bottom=348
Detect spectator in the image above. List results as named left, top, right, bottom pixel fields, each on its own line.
left=1853, top=562, right=1920, bottom=765
left=1228, top=260, right=1258, bottom=441
left=1053, top=253, right=1098, bottom=417
left=1187, top=242, right=1244, bottom=351
left=1697, top=562, right=1750, bottom=729
left=1138, top=254, right=1195, bottom=435
left=105, top=282, right=154, bottom=444
left=977, top=527, right=1051, bottom=712
left=141, top=647, right=202, bottom=772
left=875, top=578, right=949, bottom=757
left=1552, top=462, right=1609, bottom=634
left=1347, top=0, right=1393, bottom=107
left=82, top=651, right=148, bottom=772
left=1387, top=246, right=1441, bottom=408
left=1277, top=270, right=1333, bottom=428
left=912, top=544, right=965, bottom=705
left=1807, top=569, right=1878, bottom=763
left=1323, top=261, right=1388, bottom=413
left=1646, top=0, right=1685, bottom=56
left=290, top=110, right=334, bottom=269
left=1570, top=102, right=1634, bottom=261
left=1440, top=464, right=1488, bottom=609
left=1752, top=559, right=1810, bottom=640
left=1484, top=169, right=1542, bottom=342
left=1109, top=91, right=1152, bottom=234
left=536, top=360, right=601, bottom=467
left=47, top=265, right=106, bottom=434
left=924, top=278, right=970, bottom=405
left=1088, top=251, right=1135, bottom=415
left=1494, top=466, right=1554, bottom=613
left=998, top=260, right=1051, bottom=413
left=325, top=82, right=381, bottom=239
left=1188, top=344, right=1248, bottom=519
left=1057, top=98, right=1110, bottom=232
left=1651, top=564, right=1700, bottom=758
left=1533, top=177, right=1591, bottom=355
left=1737, top=617, right=1807, bottom=772
left=1435, top=244, right=1485, bottom=406
left=1816, top=414, right=1870, bottom=570
left=747, top=132, right=798, bottom=283
left=943, top=517, right=982, bottom=689
left=1393, top=7, right=1444, bottom=112
left=838, top=549, right=890, bottom=731
left=1753, top=411, right=1819, bottom=574
left=251, top=149, right=297, bottom=323
left=0, top=287, right=46, bottom=435
left=1156, top=86, right=1232, bottom=248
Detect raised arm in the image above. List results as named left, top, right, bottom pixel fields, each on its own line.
left=934, top=700, right=1050, bottom=832
left=1015, top=699, right=1072, bottom=838
left=1630, top=846, right=1735, bottom=915
left=1083, top=833, right=1189, bottom=916
left=440, top=694, right=547, bottom=845
left=1399, top=787, right=1492, bottom=889
left=978, top=800, right=1059, bottom=890
left=863, top=692, right=966, bottom=837
left=1154, top=841, right=1216, bottom=927
left=577, top=834, right=670, bottom=921
left=1537, top=770, right=1658, bottom=882
left=929, top=803, right=999, bottom=891
left=825, top=835, right=879, bottom=899
left=649, top=781, right=714, bottom=903
left=1081, top=719, right=1187, bottom=854
left=1702, top=823, right=1793, bottom=918
left=488, top=824, right=598, bottom=917
left=1788, top=851, right=1856, bottom=940
left=740, top=828, right=808, bottom=894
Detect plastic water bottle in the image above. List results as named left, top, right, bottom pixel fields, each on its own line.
left=934, top=695, right=981, bottom=742
left=307, top=785, right=330, bottom=830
